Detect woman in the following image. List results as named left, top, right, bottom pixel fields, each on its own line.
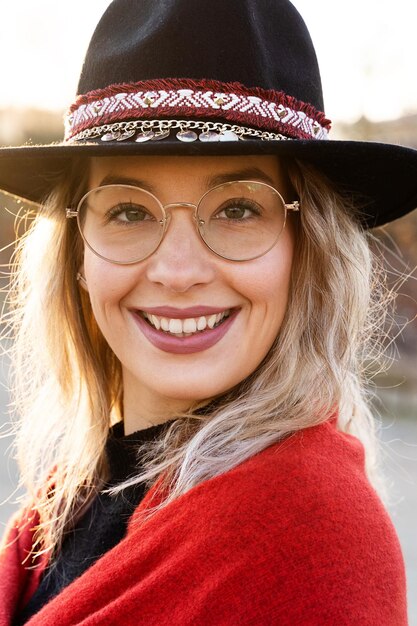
left=0, top=0, right=416, bottom=624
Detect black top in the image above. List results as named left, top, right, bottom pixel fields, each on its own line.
left=15, top=421, right=169, bottom=625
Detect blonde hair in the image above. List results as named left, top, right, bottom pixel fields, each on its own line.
left=3, top=157, right=390, bottom=558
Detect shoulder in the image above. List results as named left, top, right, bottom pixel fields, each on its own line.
left=225, top=420, right=407, bottom=623
left=137, top=419, right=407, bottom=624
left=139, top=420, right=397, bottom=544
left=181, top=418, right=378, bottom=521
left=204, top=419, right=402, bottom=564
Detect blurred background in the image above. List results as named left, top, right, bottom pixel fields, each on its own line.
left=0, top=0, right=416, bottom=621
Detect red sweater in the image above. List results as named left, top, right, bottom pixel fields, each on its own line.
left=0, top=420, right=408, bottom=625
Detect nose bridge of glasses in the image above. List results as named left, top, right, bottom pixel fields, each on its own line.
left=163, top=201, right=198, bottom=213
left=158, top=201, right=205, bottom=255
left=162, top=202, right=200, bottom=229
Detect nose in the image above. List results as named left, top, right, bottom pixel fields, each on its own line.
left=145, top=208, right=216, bottom=292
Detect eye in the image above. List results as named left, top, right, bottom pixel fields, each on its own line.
left=107, top=203, right=155, bottom=224
left=214, top=198, right=262, bottom=220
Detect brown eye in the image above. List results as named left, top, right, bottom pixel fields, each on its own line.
left=107, top=203, right=154, bottom=223
left=214, top=199, right=262, bottom=220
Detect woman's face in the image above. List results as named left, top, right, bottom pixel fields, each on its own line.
left=82, top=155, right=295, bottom=429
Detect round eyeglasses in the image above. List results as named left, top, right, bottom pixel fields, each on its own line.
left=66, top=180, right=300, bottom=264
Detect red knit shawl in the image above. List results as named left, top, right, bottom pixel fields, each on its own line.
left=0, top=420, right=408, bottom=625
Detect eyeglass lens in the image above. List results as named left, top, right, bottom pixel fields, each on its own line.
left=77, top=181, right=287, bottom=263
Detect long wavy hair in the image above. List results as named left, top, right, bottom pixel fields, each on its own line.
left=3, top=156, right=391, bottom=559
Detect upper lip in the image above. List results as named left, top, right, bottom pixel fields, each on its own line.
left=136, top=306, right=236, bottom=319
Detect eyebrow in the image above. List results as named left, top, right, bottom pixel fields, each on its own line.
left=205, top=167, right=276, bottom=188
left=98, top=175, right=156, bottom=193
left=98, top=167, right=276, bottom=193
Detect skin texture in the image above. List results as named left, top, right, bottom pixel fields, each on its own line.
left=82, top=155, right=295, bottom=434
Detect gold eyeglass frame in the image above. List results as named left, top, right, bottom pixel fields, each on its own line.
left=66, top=180, right=300, bottom=264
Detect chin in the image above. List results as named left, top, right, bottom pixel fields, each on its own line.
left=139, top=371, right=241, bottom=407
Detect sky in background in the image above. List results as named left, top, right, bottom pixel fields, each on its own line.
left=0, top=0, right=416, bottom=123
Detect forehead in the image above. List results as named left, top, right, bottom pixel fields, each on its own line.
left=88, top=155, right=288, bottom=194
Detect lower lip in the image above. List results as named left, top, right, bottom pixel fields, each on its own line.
left=131, top=310, right=239, bottom=354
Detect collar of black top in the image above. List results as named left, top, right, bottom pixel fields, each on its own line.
left=0, top=0, right=416, bottom=228
left=107, top=421, right=171, bottom=484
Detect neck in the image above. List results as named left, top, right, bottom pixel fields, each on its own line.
left=122, top=383, right=193, bottom=436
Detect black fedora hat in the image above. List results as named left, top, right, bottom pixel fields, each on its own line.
left=0, top=0, right=416, bottom=228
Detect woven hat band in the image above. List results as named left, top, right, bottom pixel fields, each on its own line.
left=65, top=78, right=331, bottom=143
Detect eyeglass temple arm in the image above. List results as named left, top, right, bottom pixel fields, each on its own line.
left=285, top=201, right=300, bottom=212
left=66, top=209, right=78, bottom=218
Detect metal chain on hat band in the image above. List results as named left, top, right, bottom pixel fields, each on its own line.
left=66, top=119, right=293, bottom=144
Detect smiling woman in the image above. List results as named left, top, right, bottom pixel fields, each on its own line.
left=78, top=156, right=295, bottom=431
left=0, top=0, right=416, bottom=624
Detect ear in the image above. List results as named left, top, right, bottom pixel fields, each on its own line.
left=77, top=269, right=88, bottom=291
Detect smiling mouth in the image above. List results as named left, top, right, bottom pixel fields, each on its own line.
left=140, top=309, right=232, bottom=337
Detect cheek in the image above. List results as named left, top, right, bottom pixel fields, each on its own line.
left=82, top=251, right=131, bottom=324
left=238, top=232, right=294, bottom=315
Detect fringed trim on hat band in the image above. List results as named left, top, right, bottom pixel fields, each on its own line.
left=65, top=78, right=331, bottom=142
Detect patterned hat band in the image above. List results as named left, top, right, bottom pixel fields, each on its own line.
left=64, top=78, right=331, bottom=144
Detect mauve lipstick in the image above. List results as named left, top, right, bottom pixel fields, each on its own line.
left=130, top=307, right=239, bottom=354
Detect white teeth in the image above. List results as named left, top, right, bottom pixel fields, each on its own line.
left=183, top=318, right=197, bottom=333
left=169, top=318, right=183, bottom=334
left=207, top=314, right=217, bottom=329
left=197, top=316, right=207, bottom=331
left=151, top=314, right=161, bottom=330
left=142, top=309, right=231, bottom=335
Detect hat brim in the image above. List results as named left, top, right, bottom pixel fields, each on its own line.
left=0, top=138, right=416, bottom=228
